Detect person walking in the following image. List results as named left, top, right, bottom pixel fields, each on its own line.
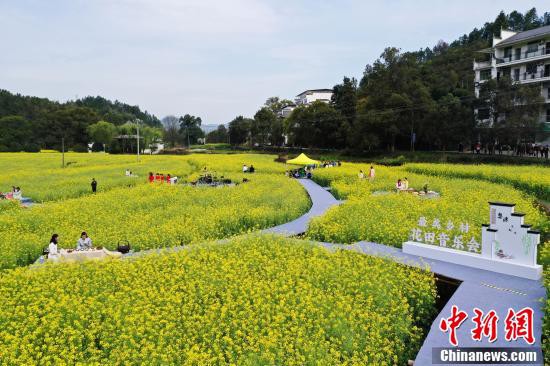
left=369, top=166, right=375, bottom=182
left=91, top=178, right=97, bottom=193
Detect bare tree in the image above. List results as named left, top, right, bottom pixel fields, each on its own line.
left=162, top=115, right=180, bottom=147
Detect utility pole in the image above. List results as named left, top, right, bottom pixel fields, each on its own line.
left=135, top=119, right=142, bottom=162
left=61, top=137, right=65, bottom=168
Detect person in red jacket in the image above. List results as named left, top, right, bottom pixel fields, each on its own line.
left=166, top=174, right=171, bottom=184
left=160, top=173, right=164, bottom=183
left=155, top=173, right=160, bottom=182
left=148, top=172, right=154, bottom=183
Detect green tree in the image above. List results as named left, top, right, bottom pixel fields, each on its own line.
left=0, top=116, right=35, bottom=151
left=179, top=114, right=204, bottom=146
left=252, top=108, right=277, bottom=145
left=285, top=101, right=345, bottom=148
left=228, top=116, right=252, bottom=145
left=206, top=125, right=229, bottom=144
left=87, top=121, right=117, bottom=152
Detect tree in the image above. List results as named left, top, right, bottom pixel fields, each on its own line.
left=331, top=76, right=357, bottom=127
left=0, top=116, right=34, bottom=151
left=252, top=108, right=277, bottom=145
left=87, top=121, right=117, bottom=152
left=162, top=115, right=181, bottom=148
left=141, top=126, right=164, bottom=152
left=285, top=101, right=346, bottom=148
left=264, top=96, right=294, bottom=116
left=206, top=125, right=229, bottom=144
left=179, top=114, right=204, bottom=146
left=228, top=116, right=252, bottom=145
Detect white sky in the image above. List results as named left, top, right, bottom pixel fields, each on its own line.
left=0, top=1, right=547, bottom=124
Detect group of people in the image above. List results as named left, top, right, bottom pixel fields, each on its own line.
left=395, top=177, right=410, bottom=191
left=358, top=166, right=376, bottom=181
left=47, top=231, right=93, bottom=259
left=286, top=166, right=313, bottom=179
left=0, top=186, right=22, bottom=200
left=242, top=165, right=255, bottom=173
left=321, top=161, right=341, bottom=168
left=124, top=169, right=137, bottom=177
left=148, top=172, right=178, bottom=185
left=467, top=142, right=549, bottom=158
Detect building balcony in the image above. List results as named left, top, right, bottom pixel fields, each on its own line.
left=512, top=70, right=550, bottom=84
left=496, top=47, right=550, bottom=66
left=473, top=60, right=492, bottom=70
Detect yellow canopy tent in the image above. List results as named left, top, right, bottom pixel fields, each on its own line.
left=286, top=153, right=320, bottom=165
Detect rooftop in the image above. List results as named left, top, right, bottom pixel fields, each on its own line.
left=296, top=89, right=333, bottom=97
left=496, top=25, right=550, bottom=47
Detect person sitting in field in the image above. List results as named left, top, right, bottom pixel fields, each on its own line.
left=76, top=231, right=93, bottom=251
left=170, top=176, right=178, bottom=185
left=48, top=234, right=59, bottom=259
left=249, top=165, right=255, bottom=173
left=242, top=164, right=248, bottom=173
left=358, top=170, right=365, bottom=179
left=403, top=177, right=409, bottom=190
left=396, top=179, right=403, bottom=191
left=125, top=169, right=130, bottom=176
left=12, top=187, right=22, bottom=200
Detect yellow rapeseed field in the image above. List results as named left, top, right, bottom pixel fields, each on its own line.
left=0, top=235, right=437, bottom=365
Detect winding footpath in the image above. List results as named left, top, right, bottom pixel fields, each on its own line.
left=271, top=179, right=545, bottom=366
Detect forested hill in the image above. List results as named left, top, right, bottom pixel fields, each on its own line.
left=0, top=90, right=160, bottom=151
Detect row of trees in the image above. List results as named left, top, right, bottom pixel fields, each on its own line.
left=0, top=90, right=161, bottom=152
left=213, top=8, right=549, bottom=152
left=161, top=115, right=205, bottom=147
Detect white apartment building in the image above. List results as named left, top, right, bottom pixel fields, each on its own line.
left=294, top=89, right=333, bottom=106
left=473, top=25, right=550, bottom=131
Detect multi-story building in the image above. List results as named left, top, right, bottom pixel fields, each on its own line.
left=473, top=25, right=550, bottom=132
left=294, top=89, right=333, bottom=106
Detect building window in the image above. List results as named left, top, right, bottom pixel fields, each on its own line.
left=513, top=69, right=520, bottom=81
left=478, top=108, right=490, bottom=120
left=527, top=42, right=539, bottom=54
left=479, top=69, right=491, bottom=81
left=526, top=63, right=537, bottom=75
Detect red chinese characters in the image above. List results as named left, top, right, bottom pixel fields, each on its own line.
left=471, top=308, right=499, bottom=342
left=439, top=306, right=535, bottom=346
left=439, top=305, right=468, bottom=346
left=504, top=307, right=535, bottom=344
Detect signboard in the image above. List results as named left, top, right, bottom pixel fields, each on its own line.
left=403, top=202, right=542, bottom=280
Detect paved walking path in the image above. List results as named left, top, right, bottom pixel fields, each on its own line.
left=262, top=179, right=341, bottom=236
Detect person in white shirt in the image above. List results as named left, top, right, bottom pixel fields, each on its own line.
left=242, top=165, right=248, bottom=173
left=358, top=170, right=365, bottom=179
left=76, top=231, right=93, bottom=250
left=12, top=187, right=22, bottom=200
left=125, top=169, right=130, bottom=176
left=48, top=234, right=59, bottom=259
